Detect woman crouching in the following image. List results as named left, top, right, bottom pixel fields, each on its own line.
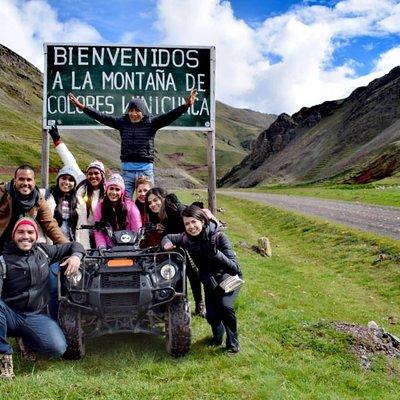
left=161, top=205, right=242, bottom=353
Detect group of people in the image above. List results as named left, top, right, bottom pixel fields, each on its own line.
left=0, top=89, right=242, bottom=379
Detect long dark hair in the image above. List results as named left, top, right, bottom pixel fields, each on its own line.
left=101, top=195, right=128, bottom=231
left=144, top=187, right=167, bottom=223
left=76, top=178, right=105, bottom=217
left=50, top=181, right=79, bottom=234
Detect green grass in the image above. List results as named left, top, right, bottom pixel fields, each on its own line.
left=251, top=181, right=400, bottom=208
left=1, top=192, right=400, bottom=398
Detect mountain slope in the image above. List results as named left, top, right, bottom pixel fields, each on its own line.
left=0, top=44, right=275, bottom=187
left=220, top=66, right=400, bottom=187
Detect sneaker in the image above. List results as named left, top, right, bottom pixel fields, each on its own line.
left=194, top=301, right=206, bottom=318
left=16, top=337, right=38, bottom=362
left=226, top=345, right=240, bottom=354
left=0, top=354, right=15, bottom=379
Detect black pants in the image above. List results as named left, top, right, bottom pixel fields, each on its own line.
left=204, top=285, right=240, bottom=348
left=186, top=263, right=203, bottom=304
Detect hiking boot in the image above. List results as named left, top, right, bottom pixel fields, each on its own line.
left=194, top=301, right=206, bottom=318
left=16, top=337, right=38, bottom=362
left=0, top=354, right=15, bottom=379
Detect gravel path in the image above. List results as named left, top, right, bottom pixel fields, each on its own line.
left=219, top=191, right=400, bottom=240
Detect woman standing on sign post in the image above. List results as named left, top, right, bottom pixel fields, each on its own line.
left=68, top=89, right=198, bottom=199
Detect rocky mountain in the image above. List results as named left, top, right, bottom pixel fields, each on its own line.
left=0, top=44, right=275, bottom=187
left=220, top=66, right=400, bottom=187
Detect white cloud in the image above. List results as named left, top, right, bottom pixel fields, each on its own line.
left=372, top=46, right=400, bottom=72
left=0, top=0, right=102, bottom=70
left=155, top=0, right=400, bottom=114
left=155, top=0, right=265, bottom=97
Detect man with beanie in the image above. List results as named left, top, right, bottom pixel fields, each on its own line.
left=68, top=89, right=198, bottom=199
left=0, top=217, right=85, bottom=379
left=0, top=165, right=68, bottom=253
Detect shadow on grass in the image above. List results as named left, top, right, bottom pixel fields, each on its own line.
left=14, top=333, right=174, bottom=378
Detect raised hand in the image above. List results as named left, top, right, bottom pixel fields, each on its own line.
left=68, top=93, right=85, bottom=110
left=48, top=125, right=61, bottom=144
left=186, top=89, right=198, bottom=107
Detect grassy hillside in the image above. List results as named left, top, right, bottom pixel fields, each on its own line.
left=1, top=192, right=400, bottom=398
left=249, top=175, right=400, bottom=208
left=221, top=66, right=400, bottom=188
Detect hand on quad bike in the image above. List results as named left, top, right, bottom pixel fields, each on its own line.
left=60, top=255, right=81, bottom=275
left=163, top=241, right=176, bottom=251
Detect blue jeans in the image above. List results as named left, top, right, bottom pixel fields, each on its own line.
left=0, top=299, right=66, bottom=356
left=122, top=165, right=154, bottom=200
left=48, top=262, right=60, bottom=321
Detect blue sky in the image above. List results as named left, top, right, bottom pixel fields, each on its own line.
left=1, top=0, right=400, bottom=114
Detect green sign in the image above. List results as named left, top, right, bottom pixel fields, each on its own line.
left=43, top=44, right=215, bottom=130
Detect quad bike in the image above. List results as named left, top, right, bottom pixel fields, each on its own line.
left=58, top=222, right=191, bottom=359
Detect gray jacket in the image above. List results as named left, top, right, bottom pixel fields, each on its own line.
left=0, top=241, right=84, bottom=314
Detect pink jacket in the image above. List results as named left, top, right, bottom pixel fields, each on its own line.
left=93, top=198, right=142, bottom=248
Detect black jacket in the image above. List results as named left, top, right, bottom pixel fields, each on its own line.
left=83, top=104, right=189, bottom=163
left=163, top=193, right=186, bottom=234
left=162, top=221, right=242, bottom=288
left=0, top=241, right=85, bottom=314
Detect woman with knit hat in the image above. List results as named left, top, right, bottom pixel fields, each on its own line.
left=93, top=173, right=142, bottom=249
left=48, top=126, right=107, bottom=248
left=44, top=165, right=89, bottom=320
left=45, top=165, right=86, bottom=244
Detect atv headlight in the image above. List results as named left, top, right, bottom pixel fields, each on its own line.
left=160, top=264, right=176, bottom=280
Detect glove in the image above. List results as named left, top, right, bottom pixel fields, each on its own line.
left=49, top=125, right=61, bottom=144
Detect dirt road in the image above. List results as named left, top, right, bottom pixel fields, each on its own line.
left=219, top=191, right=400, bottom=240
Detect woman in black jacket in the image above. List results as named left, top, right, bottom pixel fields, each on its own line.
left=162, top=205, right=242, bottom=353
left=144, top=188, right=206, bottom=317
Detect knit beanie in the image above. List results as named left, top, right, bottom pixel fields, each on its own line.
left=106, top=173, right=125, bottom=194
left=57, top=165, right=79, bottom=185
left=127, top=98, right=147, bottom=115
left=12, top=217, right=39, bottom=241
left=87, top=160, right=105, bottom=175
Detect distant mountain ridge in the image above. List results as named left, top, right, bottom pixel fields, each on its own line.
left=220, top=66, right=400, bottom=187
left=0, top=44, right=275, bottom=187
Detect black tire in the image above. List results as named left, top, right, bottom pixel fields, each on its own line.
left=165, top=297, right=191, bottom=357
left=58, top=302, right=85, bottom=360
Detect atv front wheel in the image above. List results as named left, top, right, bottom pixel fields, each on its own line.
left=165, top=297, right=191, bottom=357
left=58, top=302, right=85, bottom=360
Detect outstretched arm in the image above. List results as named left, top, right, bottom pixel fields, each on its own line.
left=48, top=125, right=85, bottom=183
left=152, top=89, right=198, bottom=130
left=68, top=92, right=121, bottom=129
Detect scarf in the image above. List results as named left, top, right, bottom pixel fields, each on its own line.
left=7, top=180, right=40, bottom=215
